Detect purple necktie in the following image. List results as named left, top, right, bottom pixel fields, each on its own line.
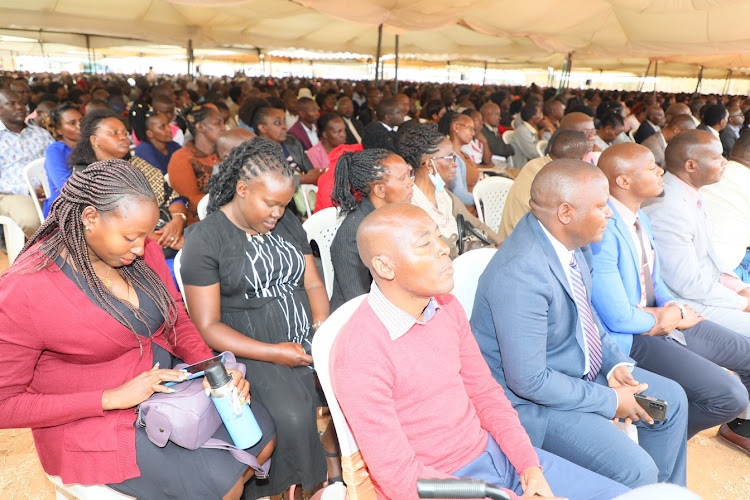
left=569, top=256, right=602, bottom=381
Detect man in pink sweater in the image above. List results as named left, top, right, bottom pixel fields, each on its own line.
left=329, top=203, right=629, bottom=500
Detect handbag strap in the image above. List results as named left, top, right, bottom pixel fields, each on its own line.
left=202, top=438, right=271, bottom=479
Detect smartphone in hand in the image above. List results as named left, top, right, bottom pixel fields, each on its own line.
left=164, top=354, right=225, bottom=387
left=634, top=393, right=668, bottom=421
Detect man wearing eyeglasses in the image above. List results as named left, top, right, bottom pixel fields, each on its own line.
left=720, top=104, right=743, bottom=158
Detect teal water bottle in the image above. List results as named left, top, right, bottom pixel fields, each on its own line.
left=204, top=361, right=262, bottom=449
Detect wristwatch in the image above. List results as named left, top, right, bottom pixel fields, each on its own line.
left=675, top=303, right=687, bottom=320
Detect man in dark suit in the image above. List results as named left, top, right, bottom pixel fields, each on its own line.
left=356, top=88, right=383, bottom=127
left=361, top=98, right=404, bottom=153
left=480, top=101, right=515, bottom=158
left=471, top=159, right=688, bottom=488
left=697, top=104, right=728, bottom=143
left=633, top=105, right=666, bottom=144
left=591, top=143, right=750, bottom=443
left=287, top=97, right=320, bottom=151
left=337, top=97, right=363, bottom=145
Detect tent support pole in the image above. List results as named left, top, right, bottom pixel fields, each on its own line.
left=374, top=24, right=383, bottom=83
left=653, top=60, right=658, bottom=93
left=85, top=34, right=93, bottom=73
left=394, top=34, right=399, bottom=92
left=483, top=61, right=488, bottom=85
left=722, top=69, right=733, bottom=95
left=187, top=39, right=193, bottom=78
left=638, top=59, right=652, bottom=92
left=695, top=65, right=703, bottom=94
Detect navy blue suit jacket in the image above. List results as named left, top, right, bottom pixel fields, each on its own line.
left=470, top=212, right=631, bottom=446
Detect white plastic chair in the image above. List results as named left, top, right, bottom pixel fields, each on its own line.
left=536, top=139, right=548, bottom=158
left=312, top=294, right=373, bottom=500
left=197, top=194, right=209, bottom=221
left=47, top=473, right=135, bottom=500
left=501, top=130, right=515, bottom=167
left=450, top=248, right=497, bottom=321
left=302, top=207, right=341, bottom=299
left=23, top=157, right=49, bottom=225
left=300, top=184, right=318, bottom=217
left=0, top=216, right=25, bottom=264
left=628, top=129, right=637, bottom=142
left=173, top=249, right=188, bottom=314
left=164, top=173, right=170, bottom=187
left=472, top=176, right=514, bottom=233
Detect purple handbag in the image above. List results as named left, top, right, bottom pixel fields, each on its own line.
left=136, top=351, right=270, bottom=478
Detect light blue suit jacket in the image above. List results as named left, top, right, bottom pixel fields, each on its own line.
left=470, top=212, right=631, bottom=446
left=590, top=201, right=675, bottom=355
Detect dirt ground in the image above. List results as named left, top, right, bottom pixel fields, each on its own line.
left=1, top=250, right=750, bottom=499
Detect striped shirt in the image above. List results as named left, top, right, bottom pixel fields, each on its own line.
left=0, top=121, right=54, bottom=194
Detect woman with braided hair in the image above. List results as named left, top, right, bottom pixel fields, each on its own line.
left=328, top=148, right=414, bottom=311
left=398, top=122, right=501, bottom=258
left=0, top=160, right=276, bottom=500
left=68, top=108, right=188, bottom=261
left=167, top=103, right=223, bottom=224
left=181, top=137, right=329, bottom=499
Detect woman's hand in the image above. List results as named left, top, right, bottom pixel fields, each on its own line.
left=101, top=363, right=188, bottom=411
left=158, top=217, right=186, bottom=249
left=201, top=369, right=251, bottom=403
left=271, top=342, right=313, bottom=367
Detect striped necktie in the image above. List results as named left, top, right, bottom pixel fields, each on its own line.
left=569, top=256, right=602, bottom=382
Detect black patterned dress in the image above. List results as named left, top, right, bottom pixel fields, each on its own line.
left=181, top=209, right=326, bottom=497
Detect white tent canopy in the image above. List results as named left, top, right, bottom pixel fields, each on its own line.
left=2, top=0, right=750, bottom=78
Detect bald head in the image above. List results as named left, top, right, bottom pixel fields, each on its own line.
left=665, top=103, right=691, bottom=124
left=217, top=128, right=256, bottom=159
left=531, top=159, right=604, bottom=216
left=358, top=203, right=425, bottom=273
left=664, top=129, right=715, bottom=174
left=598, top=143, right=650, bottom=181
left=559, top=112, right=594, bottom=131
left=549, top=130, right=588, bottom=160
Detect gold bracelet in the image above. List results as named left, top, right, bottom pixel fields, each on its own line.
left=312, top=320, right=323, bottom=331
left=173, top=212, right=187, bottom=222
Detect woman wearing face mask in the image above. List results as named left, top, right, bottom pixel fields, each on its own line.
left=398, top=122, right=501, bottom=258
left=131, top=103, right=182, bottom=175
left=43, top=103, right=83, bottom=217
left=67, top=109, right=188, bottom=256
left=180, top=137, right=330, bottom=499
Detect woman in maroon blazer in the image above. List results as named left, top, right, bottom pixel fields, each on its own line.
left=0, top=160, right=275, bottom=500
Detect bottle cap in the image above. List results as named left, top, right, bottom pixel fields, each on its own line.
left=204, top=361, right=232, bottom=389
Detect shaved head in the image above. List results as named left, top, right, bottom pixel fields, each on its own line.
left=665, top=103, right=691, bottom=123
left=598, top=143, right=650, bottom=181
left=357, top=203, right=453, bottom=299
left=217, top=128, right=255, bottom=159
left=664, top=129, right=715, bottom=174
left=599, top=143, right=664, bottom=206
left=530, top=159, right=611, bottom=249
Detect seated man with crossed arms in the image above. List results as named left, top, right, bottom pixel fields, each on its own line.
left=471, top=160, right=689, bottom=488
left=329, top=203, right=628, bottom=500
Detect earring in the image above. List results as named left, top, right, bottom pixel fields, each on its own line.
left=85, top=226, right=91, bottom=231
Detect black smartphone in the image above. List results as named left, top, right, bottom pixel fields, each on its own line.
left=634, top=393, right=668, bottom=421
left=164, top=354, right=224, bottom=386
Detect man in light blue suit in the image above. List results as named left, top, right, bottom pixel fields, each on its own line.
left=591, top=143, right=750, bottom=444
left=471, top=159, right=688, bottom=488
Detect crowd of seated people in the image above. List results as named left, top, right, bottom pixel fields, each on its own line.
left=4, top=70, right=750, bottom=499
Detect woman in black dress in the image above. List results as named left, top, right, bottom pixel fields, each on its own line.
left=181, top=138, right=330, bottom=499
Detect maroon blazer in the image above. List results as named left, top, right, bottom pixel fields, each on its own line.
left=287, top=119, right=316, bottom=150
left=0, top=238, right=213, bottom=485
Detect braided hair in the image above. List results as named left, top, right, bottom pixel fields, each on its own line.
left=437, top=111, right=461, bottom=136
left=397, top=122, right=445, bottom=173
left=11, top=159, right=180, bottom=350
left=180, top=103, right=215, bottom=137
left=129, top=102, right=158, bottom=142
left=206, top=137, right=294, bottom=214
left=67, top=108, right=123, bottom=169
left=331, top=148, right=391, bottom=214
left=46, top=102, right=80, bottom=139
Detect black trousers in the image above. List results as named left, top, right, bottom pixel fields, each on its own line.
left=630, top=320, right=750, bottom=438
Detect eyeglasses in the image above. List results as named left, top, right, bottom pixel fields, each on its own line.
left=430, top=153, right=458, bottom=163
left=457, top=123, right=476, bottom=133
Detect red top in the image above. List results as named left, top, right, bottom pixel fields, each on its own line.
left=167, top=140, right=220, bottom=224
left=330, top=294, right=540, bottom=500
left=314, top=143, right=363, bottom=213
left=0, top=238, right=213, bottom=485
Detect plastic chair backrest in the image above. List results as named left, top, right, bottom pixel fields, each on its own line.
left=23, top=157, right=48, bottom=224
left=472, top=176, right=514, bottom=232
left=0, top=216, right=25, bottom=265
left=628, top=129, right=636, bottom=142
left=536, top=139, right=548, bottom=158
left=312, top=294, right=374, bottom=499
left=197, top=195, right=209, bottom=221
left=451, top=248, right=497, bottom=320
left=300, top=184, right=318, bottom=217
left=302, top=207, right=341, bottom=299
left=173, top=249, right=188, bottom=314
left=500, top=130, right=516, bottom=167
